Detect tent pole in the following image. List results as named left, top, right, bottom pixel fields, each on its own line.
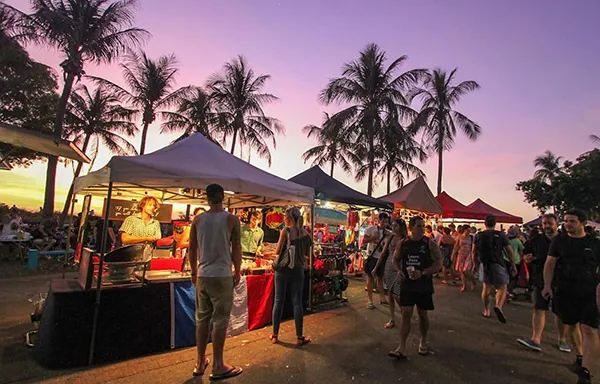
left=308, top=203, right=315, bottom=312
left=62, top=196, right=77, bottom=278
left=185, top=204, right=191, bottom=221
left=88, top=181, right=113, bottom=366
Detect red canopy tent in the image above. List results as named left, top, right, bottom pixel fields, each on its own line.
left=467, top=198, right=523, bottom=224
left=380, top=177, right=443, bottom=215
left=435, top=192, right=486, bottom=220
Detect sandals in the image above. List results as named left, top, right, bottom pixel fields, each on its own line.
left=418, top=344, right=430, bottom=356
left=384, top=320, right=395, bottom=329
left=297, top=336, right=312, bottom=347
left=269, top=334, right=279, bottom=344
left=494, top=306, right=507, bottom=324
left=209, top=366, right=243, bottom=381
left=388, top=350, right=407, bottom=360
left=192, top=358, right=210, bottom=376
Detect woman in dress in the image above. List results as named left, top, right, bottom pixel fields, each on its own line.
left=270, top=207, right=312, bottom=346
left=374, top=218, right=408, bottom=329
left=452, top=226, right=476, bottom=291
left=438, top=227, right=456, bottom=284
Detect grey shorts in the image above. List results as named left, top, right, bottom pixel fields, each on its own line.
left=482, top=263, right=509, bottom=287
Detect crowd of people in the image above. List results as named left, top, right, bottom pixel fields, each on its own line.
left=361, top=211, right=600, bottom=384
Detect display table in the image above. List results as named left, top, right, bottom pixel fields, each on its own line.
left=33, top=275, right=279, bottom=368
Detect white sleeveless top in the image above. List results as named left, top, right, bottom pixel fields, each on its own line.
left=195, top=211, right=232, bottom=277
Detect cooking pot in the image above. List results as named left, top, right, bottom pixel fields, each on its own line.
left=104, top=244, right=147, bottom=262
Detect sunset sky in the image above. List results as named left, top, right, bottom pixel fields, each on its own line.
left=2, top=0, right=600, bottom=221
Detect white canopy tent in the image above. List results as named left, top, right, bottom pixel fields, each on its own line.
left=74, top=133, right=314, bottom=207
left=75, top=134, right=316, bottom=365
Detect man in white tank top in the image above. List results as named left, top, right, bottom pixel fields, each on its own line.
left=189, top=184, right=243, bottom=380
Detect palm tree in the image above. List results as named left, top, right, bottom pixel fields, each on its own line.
left=59, top=84, right=138, bottom=223
left=160, top=87, right=221, bottom=144
left=10, top=0, right=148, bottom=217
left=207, top=55, right=283, bottom=166
left=533, top=150, right=563, bottom=182
left=319, top=43, right=427, bottom=196
left=93, top=49, right=189, bottom=155
left=591, top=134, right=600, bottom=146
left=301, top=112, right=353, bottom=177
left=378, top=123, right=427, bottom=194
left=412, top=68, right=481, bottom=195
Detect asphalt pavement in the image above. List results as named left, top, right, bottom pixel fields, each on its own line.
left=1, top=271, right=598, bottom=384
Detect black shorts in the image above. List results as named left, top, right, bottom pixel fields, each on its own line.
left=364, top=257, right=384, bottom=278
left=396, top=290, right=434, bottom=311
left=531, top=286, right=555, bottom=312
left=553, top=292, right=599, bottom=329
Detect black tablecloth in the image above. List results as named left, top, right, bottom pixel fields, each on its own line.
left=33, top=279, right=171, bottom=369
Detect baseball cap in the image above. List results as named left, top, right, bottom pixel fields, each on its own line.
left=206, top=184, right=224, bottom=203
left=507, top=226, right=519, bottom=238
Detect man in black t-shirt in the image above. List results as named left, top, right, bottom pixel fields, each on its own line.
left=388, top=216, right=442, bottom=359
left=473, top=215, right=516, bottom=323
left=517, top=213, right=573, bottom=353
left=543, top=210, right=600, bottom=384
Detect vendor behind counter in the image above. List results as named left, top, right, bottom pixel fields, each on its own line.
left=119, top=196, right=162, bottom=246
left=241, top=211, right=264, bottom=256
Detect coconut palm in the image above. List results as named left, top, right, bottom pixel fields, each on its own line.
left=93, top=49, right=189, bottom=154
left=301, top=112, right=353, bottom=177
left=319, top=43, right=427, bottom=196
left=160, top=87, right=221, bottom=144
left=412, top=68, right=481, bottom=195
left=59, top=84, right=138, bottom=222
left=9, top=0, right=148, bottom=217
left=533, top=150, right=564, bottom=182
left=207, top=55, right=283, bottom=166
left=377, top=123, right=427, bottom=194
left=591, top=134, right=600, bottom=146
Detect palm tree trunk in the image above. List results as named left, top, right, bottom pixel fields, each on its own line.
left=387, top=168, right=391, bottom=195
left=42, top=72, right=76, bottom=218
left=436, top=133, right=444, bottom=196
left=140, top=121, right=150, bottom=155
left=330, top=160, right=335, bottom=177
left=230, top=128, right=238, bottom=154
left=367, top=142, right=375, bottom=197
left=59, top=135, right=92, bottom=226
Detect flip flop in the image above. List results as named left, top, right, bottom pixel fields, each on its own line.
left=494, top=307, right=507, bottom=324
left=209, top=366, right=243, bottom=381
left=418, top=345, right=430, bottom=355
left=192, top=358, right=210, bottom=376
left=296, top=336, right=312, bottom=347
left=384, top=320, right=395, bottom=329
left=481, top=313, right=491, bottom=318
left=388, top=350, right=407, bottom=360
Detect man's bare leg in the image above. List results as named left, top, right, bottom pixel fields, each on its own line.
left=376, top=277, right=386, bottom=303
left=580, top=324, right=600, bottom=381
left=531, top=309, right=546, bottom=344
left=570, top=324, right=583, bottom=356
left=211, top=326, right=236, bottom=375
left=495, top=284, right=508, bottom=310
left=195, top=320, right=210, bottom=370
left=366, top=274, right=374, bottom=305
left=417, top=309, right=429, bottom=348
left=395, top=306, right=414, bottom=355
left=482, top=284, right=493, bottom=316
left=554, top=315, right=568, bottom=344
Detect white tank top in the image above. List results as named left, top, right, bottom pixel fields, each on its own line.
left=195, top=211, right=232, bottom=277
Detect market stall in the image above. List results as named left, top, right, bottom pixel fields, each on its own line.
left=290, top=166, right=392, bottom=305
left=467, top=198, right=523, bottom=224
left=380, top=176, right=443, bottom=220
left=33, top=133, right=314, bottom=368
left=436, top=191, right=487, bottom=224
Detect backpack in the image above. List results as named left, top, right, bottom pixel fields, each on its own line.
left=476, top=230, right=505, bottom=265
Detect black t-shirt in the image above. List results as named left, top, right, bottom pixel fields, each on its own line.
left=399, top=237, right=434, bottom=293
left=474, top=230, right=510, bottom=265
left=523, top=233, right=554, bottom=287
left=548, top=234, right=600, bottom=293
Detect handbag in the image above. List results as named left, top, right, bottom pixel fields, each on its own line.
left=274, top=229, right=296, bottom=270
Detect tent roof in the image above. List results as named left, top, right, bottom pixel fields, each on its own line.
left=379, top=177, right=442, bottom=215
left=467, top=199, right=523, bottom=224
left=0, top=122, right=90, bottom=163
left=524, top=217, right=542, bottom=226
left=435, top=192, right=486, bottom=220
left=73, top=133, right=314, bottom=208
left=289, top=166, right=392, bottom=209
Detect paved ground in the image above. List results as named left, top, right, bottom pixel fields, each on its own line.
left=1, top=269, right=598, bottom=384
